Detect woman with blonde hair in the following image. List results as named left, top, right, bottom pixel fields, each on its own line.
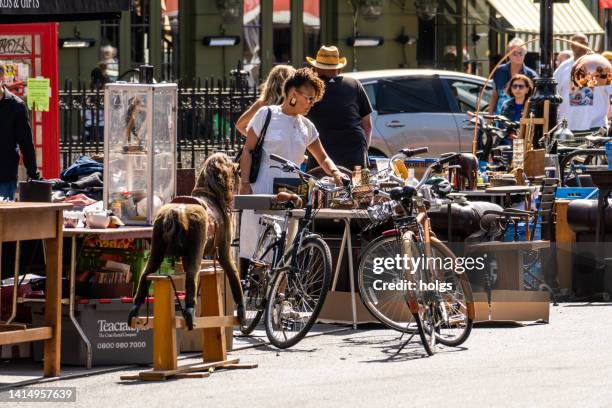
left=236, top=64, right=296, bottom=136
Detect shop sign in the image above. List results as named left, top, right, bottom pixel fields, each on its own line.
left=0, top=0, right=130, bottom=22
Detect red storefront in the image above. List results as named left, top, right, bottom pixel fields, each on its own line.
left=0, top=23, right=58, bottom=178
left=0, top=0, right=130, bottom=178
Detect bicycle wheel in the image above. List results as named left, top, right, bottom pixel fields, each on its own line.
left=240, top=222, right=277, bottom=335
left=240, top=261, right=267, bottom=334
left=357, top=235, right=416, bottom=332
left=428, top=237, right=474, bottom=347
left=413, top=304, right=436, bottom=356
left=405, top=234, right=437, bottom=356
left=264, top=236, right=332, bottom=349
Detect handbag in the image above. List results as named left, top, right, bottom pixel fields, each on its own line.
left=18, top=179, right=53, bottom=202
left=235, top=107, right=272, bottom=184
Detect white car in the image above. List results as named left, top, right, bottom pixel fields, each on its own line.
left=344, top=69, right=493, bottom=158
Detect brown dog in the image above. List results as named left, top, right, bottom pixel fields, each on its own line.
left=129, top=153, right=244, bottom=330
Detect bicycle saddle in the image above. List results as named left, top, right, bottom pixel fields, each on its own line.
left=389, top=186, right=416, bottom=200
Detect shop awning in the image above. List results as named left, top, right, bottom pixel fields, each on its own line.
left=0, top=0, right=131, bottom=23
left=488, top=0, right=605, bottom=52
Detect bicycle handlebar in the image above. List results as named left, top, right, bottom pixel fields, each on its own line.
left=269, top=154, right=350, bottom=194
left=400, top=147, right=429, bottom=157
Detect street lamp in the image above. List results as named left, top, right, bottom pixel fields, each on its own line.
left=528, top=0, right=565, bottom=150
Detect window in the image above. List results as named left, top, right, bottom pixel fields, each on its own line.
left=273, top=0, right=291, bottom=64
left=243, top=0, right=261, bottom=83
left=445, top=79, right=491, bottom=113
left=303, top=1, right=320, bottom=65
left=376, top=77, right=451, bottom=114
left=161, top=0, right=179, bottom=81
left=362, top=82, right=377, bottom=110
left=131, top=0, right=151, bottom=68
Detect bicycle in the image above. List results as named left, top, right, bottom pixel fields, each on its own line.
left=357, top=148, right=475, bottom=355
left=238, top=154, right=351, bottom=349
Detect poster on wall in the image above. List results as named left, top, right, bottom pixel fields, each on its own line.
left=0, top=33, right=32, bottom=97
left=0, top=0, right=131, bottom=22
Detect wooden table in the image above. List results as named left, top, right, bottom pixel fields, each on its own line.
left=485, top=186, right=537, bottom=210
left=63, top=226, right=153, bottom=368
left=0, top=203, right=71, bottom=377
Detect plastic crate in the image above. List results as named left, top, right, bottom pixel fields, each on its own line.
left=555, top=187, right=598, bottom=200
left=404, top=158, right=438, bottom=168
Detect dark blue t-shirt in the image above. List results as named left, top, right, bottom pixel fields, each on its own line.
left=492, top=62, right=537, bottom=114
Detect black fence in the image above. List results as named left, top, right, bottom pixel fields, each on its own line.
left=59, top=77, right=259, bottom=171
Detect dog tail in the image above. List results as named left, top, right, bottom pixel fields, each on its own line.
left=163, top=205, right=189, bottom=254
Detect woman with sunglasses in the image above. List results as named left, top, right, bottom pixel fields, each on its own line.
left=499, top=74, right=534, bottom=145
left=501, top=75, right=534, bottom=121
left=488, top=38, right=537, bottom=115
left=238, top=68, right=346, bottom=260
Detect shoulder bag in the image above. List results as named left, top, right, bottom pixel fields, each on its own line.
left=235, top=107, right=272, bottom=184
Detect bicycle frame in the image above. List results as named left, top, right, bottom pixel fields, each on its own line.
left=252, top=178, right=328, bottom=283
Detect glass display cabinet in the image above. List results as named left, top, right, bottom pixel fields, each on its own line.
left=103, top=82, right=177, bottom=225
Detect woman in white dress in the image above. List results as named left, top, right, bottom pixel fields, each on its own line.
left=239, top=68, right=346, bottom=259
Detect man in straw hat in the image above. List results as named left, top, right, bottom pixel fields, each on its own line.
left=306, top=45, right=373, bottom=171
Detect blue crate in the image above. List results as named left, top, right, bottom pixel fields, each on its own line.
left=404, top=158, right=438, bottom=168
left=555, top=187, right=598, bottom=200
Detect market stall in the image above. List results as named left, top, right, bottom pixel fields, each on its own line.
left=0, top=202, right=71, bottom=377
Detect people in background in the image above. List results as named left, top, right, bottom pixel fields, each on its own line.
left=238, top=68, right=346, bottom=260
left=555, top=50, right=573, bottom=69
left=554, top=33, right=612, bottom=132
left=90, top=61, right=110, bottom=91
left=305, top=45, right=373, bottom=171
left=236, top=64, right=295, bottom=136
left=100, top=45, right=119, bottom=80
left=0, top=63, right=40, bottom=200
left=501, top=74, right=534, bottom=123
left=488, top=38, right=537, bottom=115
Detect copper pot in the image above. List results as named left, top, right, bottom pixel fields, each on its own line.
left=571, top=53, right=612, bottom=88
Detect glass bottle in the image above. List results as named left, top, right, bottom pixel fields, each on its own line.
left=352, top=166, right=362, bottom=186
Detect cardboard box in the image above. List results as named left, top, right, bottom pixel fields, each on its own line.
left=473, top=290, right=550, bottom=323
left=30, top=299, right=181, bottom=366
left=317, top=291, right=378, bottom=325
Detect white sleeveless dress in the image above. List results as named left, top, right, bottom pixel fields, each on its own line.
left=239, top=105, right=319, bottom=258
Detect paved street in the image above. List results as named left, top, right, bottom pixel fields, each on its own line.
left=5, top=303, right=611, bottom=408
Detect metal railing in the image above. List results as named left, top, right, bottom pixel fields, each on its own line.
left=59, top=77, right=259, bottom=171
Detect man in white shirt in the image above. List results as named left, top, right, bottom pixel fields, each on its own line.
left=553, top=33, right=612, bottom=131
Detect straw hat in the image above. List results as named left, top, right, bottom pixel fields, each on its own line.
left=306, top=45, right=348, bottom=69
